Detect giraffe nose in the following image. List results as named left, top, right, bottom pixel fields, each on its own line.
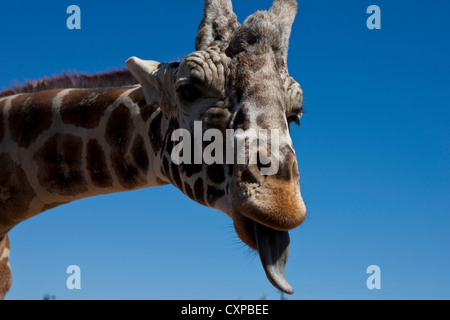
left=232, top=145, right=306, bottom=231
left=251, top=146, right=299, bottom=181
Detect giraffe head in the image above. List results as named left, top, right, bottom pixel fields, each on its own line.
left=127, top=0, right=305, bottom=294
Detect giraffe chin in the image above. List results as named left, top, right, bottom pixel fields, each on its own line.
left=232, top=209, right=294, bottom=295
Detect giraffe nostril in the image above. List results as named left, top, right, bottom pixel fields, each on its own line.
left=270, top=149, right=297, bottom=181
left=292, top=159, right=300, bottom=180
left=240, top=147, right=299, bottom=182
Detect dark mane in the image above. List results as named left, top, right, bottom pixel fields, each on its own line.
left=0, top=69, right=138, bottom=98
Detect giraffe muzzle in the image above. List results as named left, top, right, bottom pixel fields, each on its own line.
left=231, top=148, right=306, bottom=231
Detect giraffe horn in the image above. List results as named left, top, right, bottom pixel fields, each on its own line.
left=254, top=222, right=294, bottom=295
left=196, top=0, right=240, bottom=50
left=269, top=0, right=298, bottom=62
left=269, top=0, right=298, bottom=26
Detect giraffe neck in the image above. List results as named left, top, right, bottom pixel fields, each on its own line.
left=0, top=85, right=172, bottom=235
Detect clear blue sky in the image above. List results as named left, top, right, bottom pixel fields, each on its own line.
left=1, top=0, right=449, bottom=300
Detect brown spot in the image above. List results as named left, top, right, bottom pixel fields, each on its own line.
left=9, top=91, right=55, bottom=148
left=148, top=111, right=163, bottom=155
left=180, top=129, right=204, bottom=178
left=233, top=105, right=251, bottom=131
left=0, top=153, right=37, bottom=227
left=207, top=164, right=225, bottom=184
left=61, top=88, right=127, bottom=129
left=131, top=135, right=149, bottom=172
left=207, top=186, right=226, bottom=206
left=205, top=107, right=232, bottom=131
left=34, top=134, right=88, bottom=196
left=86, top=139, right=113, bottom=188
left=256, top=114, right=268, bottom=128
left=181, top=163, right=203, bottom=178
left=161, top=117, right=175, bottom=160
left=193, top=178, right=206, bottom=205
left=106, top=104, right=146, bottom=189
left=129, top=87, right=158, bottom=122
left=105, top=104, right=133, bottom=150
left=141, top=102, right=159, bottom=123
left=128, top=87, right=146, bottom=106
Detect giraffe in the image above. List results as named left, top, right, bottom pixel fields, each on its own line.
left=0, top=0, right=306, bottom=299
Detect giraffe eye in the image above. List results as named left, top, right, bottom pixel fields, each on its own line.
left=177, top=84, right=202, bottom=103
left=287, top=115, right=301, bottom=128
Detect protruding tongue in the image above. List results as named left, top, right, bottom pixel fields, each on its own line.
left=254, top=221, right=294, bottom=295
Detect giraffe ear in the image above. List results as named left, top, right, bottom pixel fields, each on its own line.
left=126, top=57, right=161, bottom=104
left=126, top=57, right=176, bottom=116
left=196, top=0, right=241, bottom=50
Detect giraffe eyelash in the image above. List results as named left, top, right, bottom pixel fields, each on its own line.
left=287, top=114, right=301, bottom=128
left=288, top=104, right=305, bottom=128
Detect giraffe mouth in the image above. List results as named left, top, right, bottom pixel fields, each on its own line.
left=232, top=209, right=294, bottom=295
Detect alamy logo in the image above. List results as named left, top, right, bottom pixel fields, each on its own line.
left=367, top=5, right=381, bottom=30
left=366, top=265, right=381, bottom=290
left=67, top=5, right=81, bottom=30
left=66, top=265, right=81, bottom=290
left=171, top=121, right=280, bottom=176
